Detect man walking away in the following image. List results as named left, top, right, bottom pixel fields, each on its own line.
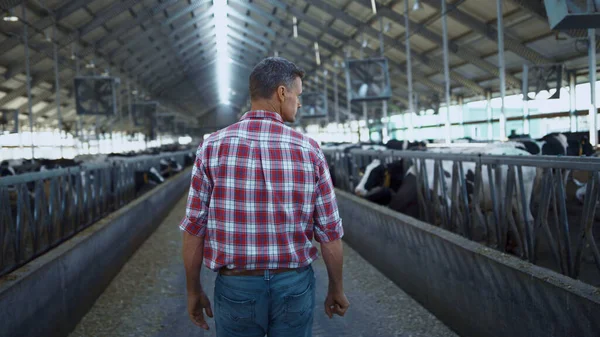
left=180, top=57, right=349, bottom=337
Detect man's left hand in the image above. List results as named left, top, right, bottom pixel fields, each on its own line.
left=187, top=290, right=213, bottom=330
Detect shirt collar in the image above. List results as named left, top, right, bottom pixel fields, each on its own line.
left=240, top=110, right=284, bottom=124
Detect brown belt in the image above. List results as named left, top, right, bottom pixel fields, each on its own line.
left=218, top=266, right=308, bottom=277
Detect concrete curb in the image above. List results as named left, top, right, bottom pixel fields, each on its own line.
left=0, top=168, right=192, bottom=337
left=335, top=189, right=600, bottom=337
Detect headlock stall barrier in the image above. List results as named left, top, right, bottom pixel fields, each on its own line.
left=324, top=148, right=600, bottom=286
left=0, top=151, right=191, bottom=278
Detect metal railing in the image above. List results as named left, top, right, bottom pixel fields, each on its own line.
left=324, top=148, right=600, bottom=284
left=0, top=151, right=192, bottom=277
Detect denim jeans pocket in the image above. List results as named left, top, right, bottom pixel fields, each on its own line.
left=217, top=293, right=256, bottom=332
left=283, top=281, right=314, bottom=328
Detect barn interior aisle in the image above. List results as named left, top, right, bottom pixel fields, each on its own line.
left=68, top=195, right=458, bottom=337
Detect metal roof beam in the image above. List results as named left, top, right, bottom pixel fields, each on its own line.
left=227, top=6, right=277, bottom=38
left=228, top=21, right=273, bottom=48
left=126, top=35, right=215, bottom=78
left=125, top=14, right=289, bottom=87
left=371, top=4, right=522, bottom=88
left=0, top=0, right=83, bottom=55
left=227, top=31, right=269, bottom=54
left=216, top=3, right=326, bottom=68
left=4, top=0, right=147, bottom=79
left=107, top=13, right=215, bottom=62
left=221, top=23, right=433, bottom=108
left=112, top=27, right=214, bottom=73
left=232, top=1, right=353, bottom=73
left=79, top=0, right=181, bottom=59
left=78, top=0, right=143, bottom=37
left=98, top=1, right=213, bottom=62
left=418, top=0, right=554, bottom=65
left=1, top=2, right=178, bottom=106
left=298, top=0, right=486, bottom=95
left=127, top=2, right=210, bottom=102
left=258, top=0, right=446, bottom=95
left=168, top=6, right=215, bottom=38
left=122, top=6, right=270, bottom=90
left=142, top=43, right=217, bottom=85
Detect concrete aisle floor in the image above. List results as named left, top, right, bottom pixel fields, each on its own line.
left=69, top=196, right=459, bottom=337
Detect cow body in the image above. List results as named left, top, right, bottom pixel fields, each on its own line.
left=353, top=143, right=537, bottom=229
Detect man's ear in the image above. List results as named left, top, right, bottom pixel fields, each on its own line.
left=277, top=85, right=286, bottom=101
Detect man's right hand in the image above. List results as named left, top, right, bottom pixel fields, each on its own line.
left=324, top=289, right=350, bottom=318
left=187, top=290, right=213, bottom=330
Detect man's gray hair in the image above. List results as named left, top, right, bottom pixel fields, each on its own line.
left=249, top=57, right=305, bottom=100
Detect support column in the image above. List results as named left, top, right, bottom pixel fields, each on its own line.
left=53, top=25, right=63, bottom=158
left=382, top=100, right=389, bottom=143
left=378, top=15, right=389, bottom=143
left=522, top=64, right=530, bottom=135
left=497, top=0, right=507, bottom=140
left=569, top=71, right=577, bottom=132
left=362, top=102, right=369, bottom=142
left=23, top=4, right=35, bottom=159
left=323, top=70, right=328, bottom=125
left=345, top=50, right=355, bottom=140
left=458, top=95, right=464, bottom=138
left=486, top=90, right=493, bottom=140
left=334, top=72, right=339, bottom=124
left=75, top=42, right=82, bottom=142
left=405, top=0, right=415, bottom=142
left=588, top=28, right=597, bottom=146
left=441, top=0, right=451, bottom=144
left=128, top=80, right=133, bottom=126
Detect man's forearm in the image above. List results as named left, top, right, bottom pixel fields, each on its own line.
left=182, top=231, right=205, bottom=294
left=320, top=239, right=344, bottom=290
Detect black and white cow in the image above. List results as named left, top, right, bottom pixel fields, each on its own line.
left=353, top=143, right=537, bottom=226
left=353, top=159, right=407, bottom=205
left=511, top=133, right=596, bottom=205
left=159, top=157, right=183, bottom=177
left=134, top=167, right=165, bottom=194
left=384, top=139, right=428, bottom=151
left=514, top=132, right=594, bottom=156
left=323, top=142, right=392, bottom=188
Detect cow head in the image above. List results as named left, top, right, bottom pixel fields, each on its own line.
left=354, top=159, right=383, bottom=196
left=363, top=164, right=389, bottom=192
left=354, top=159, right=405, bottom=196
left=579, top=137, right=595, bottom=156
left=565, top=136, right=595, bottom=156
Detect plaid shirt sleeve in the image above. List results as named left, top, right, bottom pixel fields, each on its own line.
left=179, top=144, right=213, bottom=237
left=313, top=150, right=344, bottom=243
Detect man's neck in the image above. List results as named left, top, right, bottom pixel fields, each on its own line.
left=250, top=100, right=282, bottom=118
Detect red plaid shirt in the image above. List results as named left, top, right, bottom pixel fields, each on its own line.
left=180, top=110, right=343, bottom=271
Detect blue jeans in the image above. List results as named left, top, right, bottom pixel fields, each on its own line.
left=214, top=265, right=316, bottom=337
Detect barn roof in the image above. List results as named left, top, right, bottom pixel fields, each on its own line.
left=0, top=0, right=596, bottom=134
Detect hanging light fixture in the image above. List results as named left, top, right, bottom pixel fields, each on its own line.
left=3, top=9, right=18, bottom=22
left=384, top=22, right=391, bottom=33
left=413, top=0, right=423, bottom=11
left=371, top=0, right=377, bottom=14
left=314, top=42, right=321, bottom=66
left=293, top=16, right=298, bottom=38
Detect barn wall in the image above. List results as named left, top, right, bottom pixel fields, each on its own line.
left=0, top=168, right=192, bottom=337
left=336, top=189, right=600, bottom=337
